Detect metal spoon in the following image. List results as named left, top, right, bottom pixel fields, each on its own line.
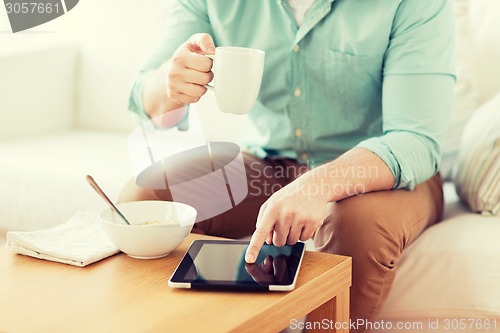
left=85, top=175, right=131, bottom=225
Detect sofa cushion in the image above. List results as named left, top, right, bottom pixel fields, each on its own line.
left=378, top=211, right=500, bottom=318
left=0, top=130, right=131, bottom=231
left=454, top=92, right=500, bottom=216
left=442, top=181, right=471, bottom=220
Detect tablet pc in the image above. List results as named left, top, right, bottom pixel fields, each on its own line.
left=168, top=240, right=305, bottom=291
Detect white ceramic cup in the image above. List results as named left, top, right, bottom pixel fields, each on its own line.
left=206, top=46, right=265, bottom=115
left=99, top=201, right=196, bottom=259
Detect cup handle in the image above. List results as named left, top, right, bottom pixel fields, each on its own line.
left=205, top=54, right=215, bottom=92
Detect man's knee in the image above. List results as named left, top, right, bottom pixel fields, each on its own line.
left=314, top=193, right=402, bottom=267
left=118, top=178, right=172, bottom=203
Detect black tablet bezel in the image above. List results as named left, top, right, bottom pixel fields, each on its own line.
left=168, top=239, right=305, bottom=291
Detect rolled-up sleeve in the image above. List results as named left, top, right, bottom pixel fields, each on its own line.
left=128, top=0, right=212, bottom=122
left=357, top=0, right=456, bottom=190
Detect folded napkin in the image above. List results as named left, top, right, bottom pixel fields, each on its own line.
left=6, top=211, right=119, bottom=267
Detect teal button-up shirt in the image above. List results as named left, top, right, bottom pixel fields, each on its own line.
left=129, top=0, right=455, bottom=189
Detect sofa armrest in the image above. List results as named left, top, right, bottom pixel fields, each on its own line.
left=0, top=39, right=79, bottom=141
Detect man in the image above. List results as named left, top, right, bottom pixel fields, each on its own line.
left=121, top=0, right=455, bottom=331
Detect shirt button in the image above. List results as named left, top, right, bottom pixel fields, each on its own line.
left=294, top=88, right=302, bottom=97
left=294, top=129, right=302, bottom=137
left=293, top=44, right=300, bottom=52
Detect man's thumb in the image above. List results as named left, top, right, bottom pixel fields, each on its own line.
left=187, top=33, right=215, bottom=54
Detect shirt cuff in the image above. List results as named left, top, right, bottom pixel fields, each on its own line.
left=356, top=131, right=441, bottom=191
left=356, top=138, right=405, bottom=190
left=128, top=70, right=153, bottom=122
left=128, top=70, right=189, bottom=131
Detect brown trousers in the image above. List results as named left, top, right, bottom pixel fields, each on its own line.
left=120, top=152, right=444, bottom=332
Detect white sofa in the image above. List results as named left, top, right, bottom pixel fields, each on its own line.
left=1, top=0, right=499, bottom=331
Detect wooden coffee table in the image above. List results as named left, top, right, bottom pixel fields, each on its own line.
left=0, top=233, right=351, bottom=333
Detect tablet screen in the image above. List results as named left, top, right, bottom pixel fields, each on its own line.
left=169, top=240, right=305, bottom=291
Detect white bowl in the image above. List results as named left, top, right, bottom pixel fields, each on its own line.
left=99, top=201, right=196, bottom=259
